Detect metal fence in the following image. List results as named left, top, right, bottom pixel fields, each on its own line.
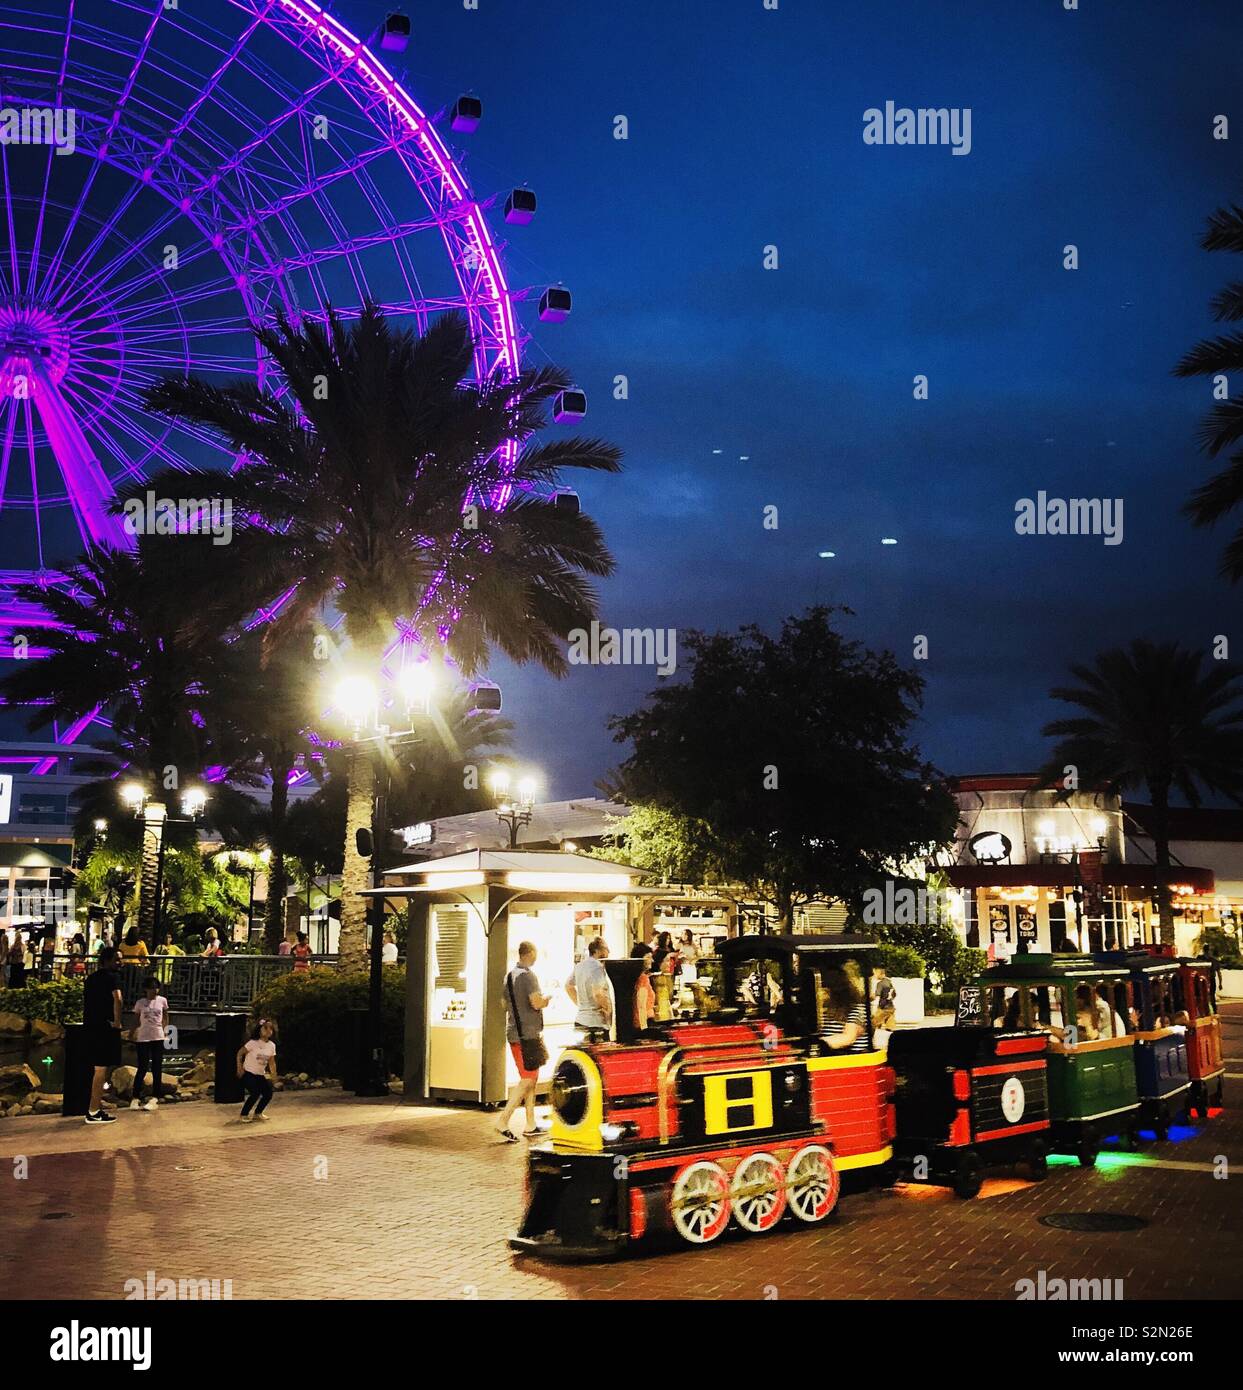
left=12, top=953, right=336, bottom=1011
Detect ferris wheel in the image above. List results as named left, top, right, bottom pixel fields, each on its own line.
left=0, top=0, right=566, bottom=663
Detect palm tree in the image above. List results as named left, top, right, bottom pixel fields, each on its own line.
left=0, top=540, right=242, bottom=942
left=136, top=303, right=620, bottom=965
left=1176, top=200, right=1243, bottom=577
left=1039, top=639, right=1243, bottom=944
left=205, top=629, right=325, bottom=949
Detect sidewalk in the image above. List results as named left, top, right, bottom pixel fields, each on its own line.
left=0, top=1005, right=1239, bottom=1301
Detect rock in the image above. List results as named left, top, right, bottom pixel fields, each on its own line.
left=0, top=1063, right=41, bottom=1102
left=0, top=1010, right=29, bottom=1035
left=297, top=1072, right=308, bottom=1082
left=32, top=1095, right=61, bottom=1113
left=387, top=1079, right=404, bottom=1094
left=17, top=1103, right=34, bottom=1115
left=273, top=1080, right=284, bottom=1092
left=30, top=1019, right=64, bottom=1042
left=109, top=1065, right=137, bottom=1101
left=179, top=1062, right=212, bottom=1087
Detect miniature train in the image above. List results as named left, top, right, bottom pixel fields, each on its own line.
left=509, top=937, right=1224, bottom=1261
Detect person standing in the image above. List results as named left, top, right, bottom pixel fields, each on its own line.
left=39, top=930, right=56, bottom=981
left=157, top=932, right=183, bottom=985
left=130, top=977, right=168, bottom=1111
left=0, top=929, right=8, bottom=986
left=566, top=936, right=613, bottom=1042
left=119, top=926, right=149, bottom=965
left=200, top=927, right=224, bottom=958
left=67, top=932, right=88, bottom=977
left=291, top=931, right=312, bottom=973
left=7, top=931, right=27, bottom=988
left=496, top=942, right=552, bottom=1142
left=82, top=946, right=123, bottom=1124
left=236, top=1019, right=278, bottom=1122
left=632, top=944, right=656, bottom=1032
left=277, top=928, right=295, bottom=957
left=381, top=931, right=399, bottom=965
left=871, top=965, right=897, bottom=1032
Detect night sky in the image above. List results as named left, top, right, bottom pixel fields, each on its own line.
left=229, top=2, right=1243, bottom=793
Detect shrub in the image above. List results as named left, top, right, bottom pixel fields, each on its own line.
left=250, top=965, right=405, bottom=1078
left=875, top=918, right=964, bottom=988
left=0, top=977, right=84, bottom=1024
left=943, top=944, right=988, bottom=993
left=873, top=943, right=926, bottom=979
left=1195, top=925, right=1243, bottom=969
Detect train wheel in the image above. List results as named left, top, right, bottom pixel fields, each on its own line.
left=1024, top=1139, right=1050, bottom=1181
left=669, top=1161, right=731, bottom=1245
left=1076, top=1142, right=1099, bottom=1168
left=952, top=1153, right=983, bottom=1199
left=786, top=1144, right=840, bottom=1223
left=730, top=1152, right=787, bottom=1234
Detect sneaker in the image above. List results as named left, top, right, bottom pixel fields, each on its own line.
left=253, top=1112, right=269, bottom=1121
left=239, top=1114, right=253, bottom=1123
left=84, top=1110, right=117, bottom=1125
left=495, top=1125, right=520, bottom=1143
left=129, top=1099, right=142, bottom=1110
left=143, top=1098, right=158, bottom=1112
left=523, top=1127, right=547, bottom=1140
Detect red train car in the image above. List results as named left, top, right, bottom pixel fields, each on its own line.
left=510, top=936, right=894, bottom=1260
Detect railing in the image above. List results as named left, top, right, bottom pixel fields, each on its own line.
left=11, top=953, right=337, bottom=1011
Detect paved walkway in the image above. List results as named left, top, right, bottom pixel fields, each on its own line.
left=2, top=1004, right=1240, bottom=1300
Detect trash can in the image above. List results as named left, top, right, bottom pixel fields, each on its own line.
left=343, top=1007, right=371, bottom=1093
left=214, top=1012, right=247, bottom=1104
left=61, top=1022, right=93, bottom=1117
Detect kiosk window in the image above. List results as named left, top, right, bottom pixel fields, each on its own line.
left=990, top=986, right=1024, bottom=1030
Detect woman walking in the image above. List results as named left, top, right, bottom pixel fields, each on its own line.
left=7, top=931, right=27, bottom=988
left=236, top=1019, right=278, bottom=1122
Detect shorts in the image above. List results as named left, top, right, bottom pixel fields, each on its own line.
left=509, top=1041, right=539, bottom=1081
left=84, top=1023, right=122, bottom=1069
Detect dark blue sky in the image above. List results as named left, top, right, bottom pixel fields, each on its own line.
left=345, top=0, right=1242, bottom=798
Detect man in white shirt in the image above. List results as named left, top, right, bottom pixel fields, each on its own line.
left=566, top=937, right=614, bottom=1041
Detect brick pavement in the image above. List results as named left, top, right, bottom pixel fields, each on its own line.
left=1, top=1004, right=1240, bottom=1300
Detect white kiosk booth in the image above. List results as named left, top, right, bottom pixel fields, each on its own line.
left=364, top=849, right=643, bottom=1105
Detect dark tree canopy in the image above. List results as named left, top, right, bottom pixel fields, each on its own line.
left=608, top=607, right=958, bottom=926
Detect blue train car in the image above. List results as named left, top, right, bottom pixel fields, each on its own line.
left=1095, top=951, right=1190, bottom=1139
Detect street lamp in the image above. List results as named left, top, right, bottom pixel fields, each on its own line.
left=123, top=782, right=208, bottom=942
left=334, top=654, right=444, bottom=1098
left=493, top=769, right=538, bottom=848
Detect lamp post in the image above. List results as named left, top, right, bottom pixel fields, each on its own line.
left=121, top=782, right=208, bottom=944
left=492, top=770, right=537, bottom=848
left=335, top=659, right=437, bottom=1098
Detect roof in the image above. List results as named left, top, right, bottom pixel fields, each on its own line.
left=980, top=953, right=1131, bottom=980
left=1124, top=801, right=1243, bottom=844
left=946, top=863, right=1215, bottom=892
left=718, top=933, right=879, bottom=957
left=403, top=797, right=630, bottom=858
left=386, top=848, right=637, bottom=877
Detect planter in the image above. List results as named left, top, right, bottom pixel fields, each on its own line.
left=892, top=976, right=925, bottom=1025
left=1219, top=968, right=1243, bottom=1000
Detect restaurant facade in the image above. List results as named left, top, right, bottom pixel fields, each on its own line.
left=944, top=774, right=1218, bottom=958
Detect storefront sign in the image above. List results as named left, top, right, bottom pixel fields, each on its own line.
left=956, top=984, right=987, bottom=1027
left=969, top=830, right=1011, bottom=864
left=400, top=821, right=435, bottom=848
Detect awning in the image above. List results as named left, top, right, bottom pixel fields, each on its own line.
left=946, top=863, right=1215, bottom=893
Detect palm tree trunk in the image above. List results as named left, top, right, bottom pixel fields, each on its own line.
left=136, top=808, right=165, bottom=945
left=338, top=747, right=375, bottom=969
left=264, top=753, right=292, bottom=952
left=1151, top=779, right=1176, bottom=947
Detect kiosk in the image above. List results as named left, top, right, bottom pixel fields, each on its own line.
left=361, top=850, right=645, bottom=1106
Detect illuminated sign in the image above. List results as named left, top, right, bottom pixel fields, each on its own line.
left=968, top=830, right=1011, bottom=865
left=0, top=774, right=11, bottom=824
left=401, top=822, right=435, bottom=848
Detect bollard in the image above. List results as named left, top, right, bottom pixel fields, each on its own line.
left=344, top=1007, right=370, bottom=1093
left=61, top=1022, right=93, bottom=1117
left=214, top=1012, right=247, bottom=1104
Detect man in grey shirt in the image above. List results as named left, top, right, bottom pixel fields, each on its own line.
left=567, top=936, right=613, bottom=1041
left=497, top=941, right=552, bottom=1142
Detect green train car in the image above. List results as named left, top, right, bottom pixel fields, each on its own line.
left=977, top=956, right=1140, bottom=1166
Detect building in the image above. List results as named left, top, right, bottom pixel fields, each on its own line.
left=944, top=774, right=1216, bottom=957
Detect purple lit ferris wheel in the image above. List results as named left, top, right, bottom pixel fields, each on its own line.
left=0, top=0, right=537, bottom=653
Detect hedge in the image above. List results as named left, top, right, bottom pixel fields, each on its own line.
left=249, top=965, right=405, bottom=1078
left=0, top=978, right=84, bottom=1024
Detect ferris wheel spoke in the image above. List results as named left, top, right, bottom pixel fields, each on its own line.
left=23, top=0, right=76, bottom=298
left=35, top=2, right=169, bottom=298
left=0, top=398, right=19, bottom=522
left=102, top=381, right=239, bottom=459
left=20, top=397, right=46, bottom=566
left=0, top=140, right=22, bottom=296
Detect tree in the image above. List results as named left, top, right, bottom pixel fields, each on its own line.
left=1177, top=199, right=1243, bottom=579
left=1039, top=639, right=1243, bottom=945
left=139, top=304, right=620, bottom=966
left=608, top=607, right=959, bottom=929
left=206, top=629, right=325, bottom=949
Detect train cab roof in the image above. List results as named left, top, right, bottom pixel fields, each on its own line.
left=979, top=953, right=1131, bottom=983
left=717, top=934, right=879, bottom=959
left=1093, top=950, right=1181, bottom=976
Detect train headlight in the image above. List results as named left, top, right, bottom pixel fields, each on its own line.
left=550, top=1058, right=590, bottom=1126
left=600, top=1121, right=636, bottom=1144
